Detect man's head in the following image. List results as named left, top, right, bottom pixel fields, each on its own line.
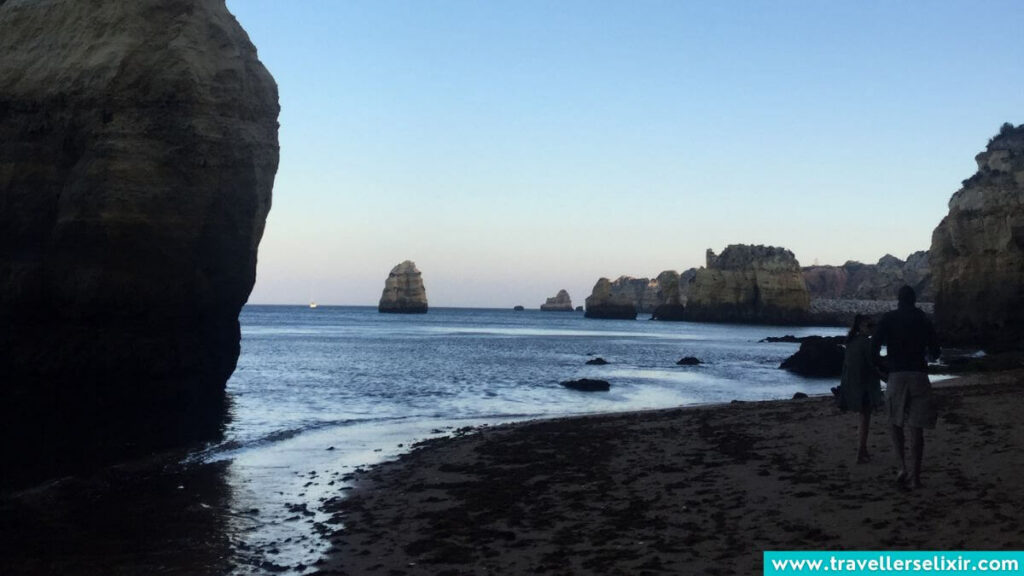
left=897, top=285, right=916, bottom=307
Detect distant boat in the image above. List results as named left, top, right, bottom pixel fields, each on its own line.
left=309, top=301, right=318, bottom=309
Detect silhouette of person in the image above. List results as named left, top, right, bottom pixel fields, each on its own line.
left=872, top=285, right=940, bottom=489
left=840, top=314, right=883, bottom=463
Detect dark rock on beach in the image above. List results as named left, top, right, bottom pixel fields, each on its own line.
left=676, top=356, right=702, bottom=366
left=0, top=0, right=279, bottom=488
left=792, top=392, right=809, bottom=399
left=585, top=357, right=609, bottom=365
left=560, top=379, right=611, bottom=392
left=779, top=337, right=846, bottom=378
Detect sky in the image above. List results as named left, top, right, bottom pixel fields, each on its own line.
left=226, top=0, right=1023, bottom=308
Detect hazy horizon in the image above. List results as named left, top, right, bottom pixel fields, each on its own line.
left=226, top=1, right=1021, bottom=308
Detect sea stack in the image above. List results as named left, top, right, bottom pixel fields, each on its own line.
left=379, top=260, right=429, bottom=313
left=540, top=289, right=573, bottom=311
left=683, top=245, right=811, bottom=324
left=0, top=0, right=279, bottom=487
left=931, top=123, right=1024, bottom=350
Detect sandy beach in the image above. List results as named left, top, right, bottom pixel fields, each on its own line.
left=315, top=371, right=1024, bottom=575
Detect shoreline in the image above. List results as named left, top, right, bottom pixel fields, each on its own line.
left=314, top=371, right=1024, bottom=575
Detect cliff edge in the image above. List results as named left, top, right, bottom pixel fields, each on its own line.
left=931, top=123, right=1024, bottom=350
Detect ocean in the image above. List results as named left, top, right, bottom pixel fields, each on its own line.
left=205, top=305, right=845, bottom=574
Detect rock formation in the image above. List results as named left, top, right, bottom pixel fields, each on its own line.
left=584, top=270, right=695, bottom=320
left=778, top=336, right=846, bottom=377
left=683, top=245, right=811, bottom=324
left=540, top=289, right=573, bottom=311
left=802, top=252, right=933, bottom=301
left=931, top=123, right=1024, bottom=350
left=378, top=261, right=428, bottom=313
left=0, top=0, right=279, bottom=488
left=650, top=270, right=686, bottom=320
left=584, top=277, right=640, bottom=319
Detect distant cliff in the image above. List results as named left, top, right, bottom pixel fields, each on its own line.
left=931, top=123, right=1024, bottom=350
left=802, top=252, right=932, bottom=302
left=584, top=270, right=694, bottom=319
left=379, top=261, right=428, bottom=313
left=540, top=289, right=574, bottom=311
left=683, top=245, right=811, bottom=324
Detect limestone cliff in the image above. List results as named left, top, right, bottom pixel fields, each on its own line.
left=802, top=252, right=933, bottom=301
left=649, top=270, right=686, bottom=320
left=683, top=245, right=811, bottom=324
left=0, top=0, right=279, bottom=487
left=540, top=289, right=573, bottom=311
left=584, top=277, right=639, bottom=319
left=931, top=123, right=1024, bottom=350
left=379, top=261, right=428, bottom=313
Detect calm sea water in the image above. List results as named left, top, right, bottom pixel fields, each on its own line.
left=208, top=305, right=844, bottom=574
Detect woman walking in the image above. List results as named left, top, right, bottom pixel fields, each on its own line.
left=840, top=314, right=884, bottom=463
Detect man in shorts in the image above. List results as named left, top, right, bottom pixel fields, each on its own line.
left=872, top=285, right=941, bottom=489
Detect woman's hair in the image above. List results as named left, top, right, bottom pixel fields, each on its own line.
left=847, top=314, right=867, bottom=343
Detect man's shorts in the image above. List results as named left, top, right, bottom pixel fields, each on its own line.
left=886, top=371, right=937, bottom=429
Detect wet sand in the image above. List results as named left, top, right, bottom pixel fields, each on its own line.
left=316, top=371, right=1024, bottom=575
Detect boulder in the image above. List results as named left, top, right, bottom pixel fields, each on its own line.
left=779, top=337, right=846, bottom=378
left=513, top=305, right=525, bottom=311
left=683, top=245, right=811, bottom=324
left=584, top=277, right=638, bottom=319
left=378, top=261, right=428, bottom=313
left=585, top=357, right=609, bottom=365
left=931, top=123, right=1024, bottom=351
left=560, top=379, right=611, bottom=392
left=0, top=0, right=279, bottom=488
left=540, top=289, right=573, bottom=311
left=676, top=357, right=702, bottom=366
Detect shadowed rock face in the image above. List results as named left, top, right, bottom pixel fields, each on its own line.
left=931, top=124, right=1024, bottom=351
left=540, top=289, right=573, bottom=311
left=683, top=245, right=811, bottom=324
left=379, top=261, right=428, bottom=313
left=0, top=0, right=279, bottom=488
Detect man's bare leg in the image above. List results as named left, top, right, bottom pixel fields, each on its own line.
left=909, top=426, right=924, bottom=488
left=891, top=424, right=907, bottom=485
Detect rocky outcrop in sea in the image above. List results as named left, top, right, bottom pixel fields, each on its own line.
left=379, top=261, right=429, bottom=313
left=682, top=245, right=811, bottom=324
left=540, top=289, right=573, bottom=311
left=802, top=252, right=932, bottom=302
left=931, top=123, right=1024, bottom=351
left=584, top=277, right=640, bottom=319
left=0, top=0, right=279, bottom=488
left=583, top=269, right=696, bottom=320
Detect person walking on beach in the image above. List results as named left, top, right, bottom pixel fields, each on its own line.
left=840, top=314, right=883, bottom=463
left=872, top=285, right=940, bottom=489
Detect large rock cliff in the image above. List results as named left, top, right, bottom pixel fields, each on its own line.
left=0, top=0, right=279, bottom=487
left=540, top=289, right=573, bottom=311
left=802, top=252, right=932, bottom=301
left=683, top=245, right=811, bottom=324
left=931, top=123, right=1024, bottom=350
left=379, top=261, right=429, bottom=313
left=584, top=277, right=640, bottom=319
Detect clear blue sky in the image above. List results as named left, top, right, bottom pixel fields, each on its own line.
left=226, top=0, right=1022, bottom=307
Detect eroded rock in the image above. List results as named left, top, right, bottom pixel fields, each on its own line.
left=0, top=0, right=279, bottom=488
